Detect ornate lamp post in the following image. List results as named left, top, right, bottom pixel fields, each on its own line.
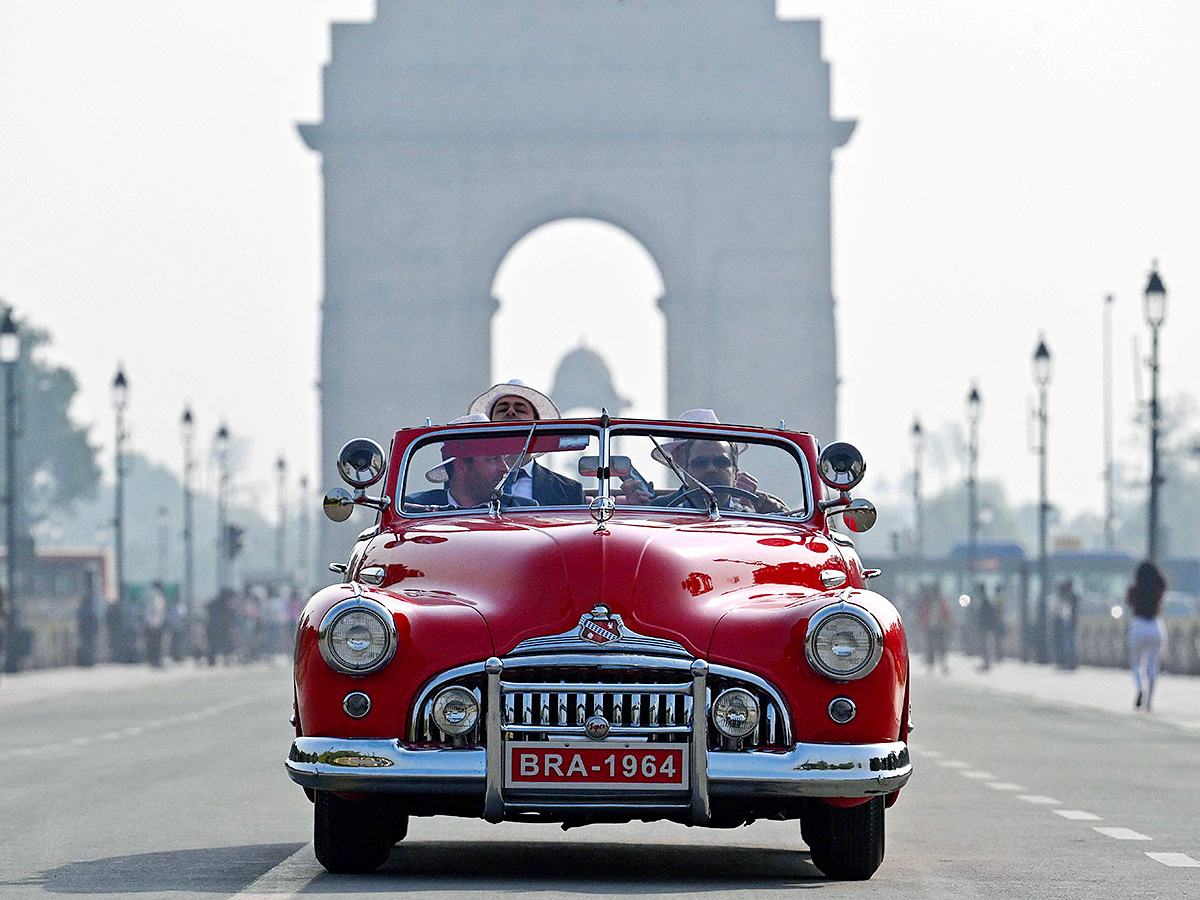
left=1032, top=335, right=1052, bottom=663
left=181, top=405, right=195, bottom=615
left=911, top=416, right=923, bottom=560
left=1, top=309, right=21, bottom=673
left=964, top=384, right=982, bottom=595
left=1144, top=263, right=1167, bottom=562
left=112, top=367, right=129, bottom=637
left=276, top=455, right=287, bottom=579
left=214, top=423, right=230, bottom=594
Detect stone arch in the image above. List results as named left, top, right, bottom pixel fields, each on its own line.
left=301, top=0, right=855, bottom=568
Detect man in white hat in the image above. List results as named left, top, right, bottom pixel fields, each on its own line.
left=404, top=415, right=539, bottom=510
left=466, top=380, right=584, bottom=506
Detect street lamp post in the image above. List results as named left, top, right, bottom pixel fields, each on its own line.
left=911, top=417, right=924, bottom=560
left=1144, top=263, right=1167, bottom=562
left=297, top=474, right=309, bottom=593
left=965, top=385, right=982, bottom=596
left=112, top=366, right=129, bottom=646
left=1, top=309, right=20, bottom=673
left=214, top=424, right=230, bottom=594
left=276, top=455, right=287, bottom=580
left=181, top=406, right=195, bottom=616
left=1033, top=335, right=1052, bottom=664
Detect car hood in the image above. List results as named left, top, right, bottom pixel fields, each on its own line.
left=367, top=513, right=844, bottom=657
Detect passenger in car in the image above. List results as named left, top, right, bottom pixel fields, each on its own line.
left=467, top=380, right=585, bottom=506
left=406, top=415, right=538, bottom=510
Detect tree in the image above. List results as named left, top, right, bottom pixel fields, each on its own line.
left=3, top=315, right=101, bottom=547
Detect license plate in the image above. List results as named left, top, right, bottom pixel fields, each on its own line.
left=505, top=741, right=688, bottom=791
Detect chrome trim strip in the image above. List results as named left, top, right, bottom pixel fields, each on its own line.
left=502, top=680, right=692, bottom=695
left=484, top=657, right=504, bottom=822
left=286, top=738, right=911, bottom=800
left=804, top=601, right=886, bottom=682
left=502, top=723, right=691, bottom=736
left=689, top=659, right=711, bottom=824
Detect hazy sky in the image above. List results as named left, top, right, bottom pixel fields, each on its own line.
left=1, top=1, right=1196, bottom=537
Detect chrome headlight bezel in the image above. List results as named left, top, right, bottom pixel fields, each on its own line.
left=804, top=602, right=884, bottom=681
left=318, top=596, right=398, bottom=675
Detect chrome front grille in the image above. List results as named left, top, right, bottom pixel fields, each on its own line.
left=411, top=658, right=791, bottom=749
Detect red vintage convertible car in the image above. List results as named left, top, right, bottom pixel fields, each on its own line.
left=287, top=415, right=910, bottom=879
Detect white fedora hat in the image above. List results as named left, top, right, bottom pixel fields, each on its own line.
left=424, top=414, right=491, bottom=483
left=467, top=379, right=560, bottom=421
left=652, top=409, right=748, bottom=465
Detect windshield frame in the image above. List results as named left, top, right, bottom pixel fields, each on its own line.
left=607, top=424, right=816, bottom=523
left=394, top=421, right=603, bottom=518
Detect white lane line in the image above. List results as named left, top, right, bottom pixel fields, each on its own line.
left=1147, top=852, right=1200, bottom=867
left=1018, top=795, right=1061, bottom=805
left=987, top=782, right=1025, bottom=791
left=937, top=760, right=970, bottom=768
left=1094, top=827, right=1151, bottom=841
left=234, top=843, right=320, bottom=899
left=914, top=749, right=945, bottom=758
left=961, top=771, right=996, bottom=780
left=1054, top=810, right=1103, bottom=821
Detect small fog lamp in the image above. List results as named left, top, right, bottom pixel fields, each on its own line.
left=432, top=687, right=479, bottom=736
left=343, top=692, right=372, bottom=718
left=712, top=688, right=760, bottom=739
left=828, top=697, right=857, bottom=725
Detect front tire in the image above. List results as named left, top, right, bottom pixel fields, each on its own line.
left=313, top=791, right=407, bottom=874
left=802, top=796, right=885, bottom=880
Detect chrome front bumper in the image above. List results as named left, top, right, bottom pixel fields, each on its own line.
left=287, top=657, right=910, bottom=823
left=286, top=738, right=910, bottom=813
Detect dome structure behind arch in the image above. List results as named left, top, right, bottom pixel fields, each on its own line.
left=550, top=344, right=631, bottom=417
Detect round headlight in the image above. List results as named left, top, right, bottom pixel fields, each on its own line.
left=711, top=688, right=760, bottom=739
left=431, top=687, right=479, bottom=736
left=318, top=598, right=397, bottom=675
left=805, top=604, right=883, bottom=681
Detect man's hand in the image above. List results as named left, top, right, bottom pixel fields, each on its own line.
left=619, top=477, right=654, bottom=505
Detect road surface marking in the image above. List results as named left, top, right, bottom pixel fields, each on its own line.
left=234, top=843, right=320, bottom=899
left=1017, top=795, right=1061, bottom=805
left=1054, top=810, right=1102, bottom=821
left=937, top=760, right=970, bottom=768
left=987, top=782, right=1024, bottom=791
left=961, top=771, right=996, bottom=779
left=1146, top=853, right=1200, bottom=867
left=1094, top=827, right=1151, bottom=841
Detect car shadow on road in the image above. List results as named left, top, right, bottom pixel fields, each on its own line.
left=317, top=840, right=827, bottom=892
left=10, top=843, right=305, bottom=895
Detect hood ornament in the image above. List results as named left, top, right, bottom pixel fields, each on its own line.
left=589, top=495, right=615, bottom=535
left=579, top=604, right=622, bottom=644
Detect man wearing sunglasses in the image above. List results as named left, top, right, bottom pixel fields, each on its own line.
left=654, top=439, right=787, bottom=514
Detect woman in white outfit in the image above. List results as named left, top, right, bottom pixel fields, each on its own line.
left=1126, top=560, right=1167, bottom=711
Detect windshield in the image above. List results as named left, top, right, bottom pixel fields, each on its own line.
left=399, top=425, right=598, bottom=514
left=398, top=423, right=811, bottom=519
left=609, top=427, right=811, bottom=518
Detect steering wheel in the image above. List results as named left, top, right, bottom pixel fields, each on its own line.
left=666, top=485, right=760, bottom=508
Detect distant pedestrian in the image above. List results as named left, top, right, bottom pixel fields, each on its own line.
left=1127, top=561, right=1167, bottom=711
left=76, top=569, right=101, bottom=667
left=144, top=581, right=168, bottom=668
left=974, top=583, right=1001, bottom=672
left=1054, top=579, right=1080, bottom=670
left=918, top=582, right=952, bottom=675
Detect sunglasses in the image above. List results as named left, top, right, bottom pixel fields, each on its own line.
left=689, top=455, right=733, bottom=470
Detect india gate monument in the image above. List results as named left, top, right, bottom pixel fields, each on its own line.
left=300, top=1, right=854, bottom=559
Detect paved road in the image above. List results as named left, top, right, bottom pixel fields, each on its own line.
left=1, top=657, right=1197, bottom=898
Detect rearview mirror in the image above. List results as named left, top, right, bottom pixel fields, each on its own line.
left=323, top=488, right=355, bottom=522
left=577, top=455, right=634, bottom=478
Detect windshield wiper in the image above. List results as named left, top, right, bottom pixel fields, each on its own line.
left=648, top=434, right=719, bottom=520
left=489, top=420, right=538, bottom=518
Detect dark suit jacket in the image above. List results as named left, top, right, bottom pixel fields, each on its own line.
left=531, top=462, right=585, bottom=507
left=403, top=488, right=538, bottom=511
